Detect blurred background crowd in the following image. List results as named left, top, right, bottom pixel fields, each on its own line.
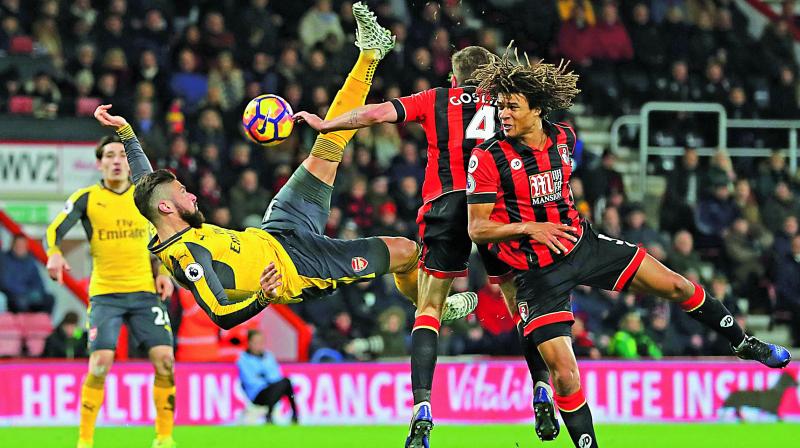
left=1, top=0, right=799, bottom=362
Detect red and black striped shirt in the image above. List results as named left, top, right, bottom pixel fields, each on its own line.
left=466, top=121, right=583, bottom=270
left=391, top=86, right=495, bottom=204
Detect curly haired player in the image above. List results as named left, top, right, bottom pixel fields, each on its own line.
left=294, top=45, right=552, bottom=448
left=466, top=44, right=791, bottom=448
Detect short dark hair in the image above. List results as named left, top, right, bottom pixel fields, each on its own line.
left=451, top=46, right=492, bottom=86
left=133, top=169, right=176, bottom=222
left=61, top=311, right=80, bottom=327
left=247, top=329, right=262, bottom=343
left=95, top=134, right=122, bottom=160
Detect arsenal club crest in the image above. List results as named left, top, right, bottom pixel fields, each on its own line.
left=351, top=256, right=369, bottom=272
left=518, top=302, right=529, bottom=322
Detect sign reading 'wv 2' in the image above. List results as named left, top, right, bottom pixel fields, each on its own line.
left=0, top=143, right=97, bottom=196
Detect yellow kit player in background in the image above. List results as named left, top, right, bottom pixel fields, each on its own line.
left=45, top=137, right=177, bottom=448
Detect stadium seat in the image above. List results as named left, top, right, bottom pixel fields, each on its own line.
left=8, top=35, right=34, bottom=54
left=18, top=313, right=51, bottom=357
left=8, top=96, right=33, bottom=115
left=0, top=313, right=23, bottom=357
left=25, top=336, right=47, bottom=357
left=18, top=312, right=53, bottom=337
left=75, top=97, right=102, bottom=117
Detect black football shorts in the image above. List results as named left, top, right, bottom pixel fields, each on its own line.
left=262, top=165, right=390, bottom=300
left=515, top=221, right=647, bottom=345
left=88, top=292, right=173, bottom=352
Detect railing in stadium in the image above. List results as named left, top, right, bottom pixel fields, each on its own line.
left=609, top=101, right=800, bottom=198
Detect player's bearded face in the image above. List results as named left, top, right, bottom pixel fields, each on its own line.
left=171, top=184, right=205, bottom=228
left=178, top=201, right=205, bottom=228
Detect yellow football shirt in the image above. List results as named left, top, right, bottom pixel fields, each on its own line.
left=150, top=224, right=339, bottom=329
left=46, top=183, right=155, bottom=297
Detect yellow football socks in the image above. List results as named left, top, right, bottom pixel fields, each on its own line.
left=78, top=374, right=106, bottom=443
left=350, top=48, right=381, bottom=85
left=311, top=49, right=381, bottom=162
left=153, top=373, right=176, bottom=442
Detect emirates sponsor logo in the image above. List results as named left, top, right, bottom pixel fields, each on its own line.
left=351, top=257, right=369, bottom=273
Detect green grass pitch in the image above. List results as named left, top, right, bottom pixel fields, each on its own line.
left=1, top=424, right=798, bottom=447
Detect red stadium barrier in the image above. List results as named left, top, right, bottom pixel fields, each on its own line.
left=746, top=0, right=800, bottom=40
left=0, top=360, right=797, bottom=426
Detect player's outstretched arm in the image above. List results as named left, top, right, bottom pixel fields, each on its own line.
left=178, top=249, right=267, bottom=330
left=93, top=104, right=153, bottom=184
left=294, top=101, right=397, bottom=133
left=178, top=245, right=300, bottom=329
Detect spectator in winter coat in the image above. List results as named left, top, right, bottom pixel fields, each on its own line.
left=0, top=235, right=53, bottom=314
left=609, top=312, right=663, bottom=359
left=229, top=169, right=272, bottom=229
left=592, top=2, right=633, bottom=62
left=43, top=312, right=88, bottom=358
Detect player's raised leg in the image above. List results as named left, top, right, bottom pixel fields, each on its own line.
left=378, top=236, right=473, bottom=318
left=298, top=1, right=394, bottom=186
left=628, top=254, right=791, bottom=368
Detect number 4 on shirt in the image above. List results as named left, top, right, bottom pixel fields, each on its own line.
left=465, top=106, right=496, bottom=140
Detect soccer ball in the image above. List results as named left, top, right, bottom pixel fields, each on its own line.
left=242, top=94, right=294, bottom=146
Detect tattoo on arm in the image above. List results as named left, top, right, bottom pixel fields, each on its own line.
left=347, top=110, right=358, bottom=126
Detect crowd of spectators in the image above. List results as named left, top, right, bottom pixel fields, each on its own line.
left=1, top=0, right=799, bottom=360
